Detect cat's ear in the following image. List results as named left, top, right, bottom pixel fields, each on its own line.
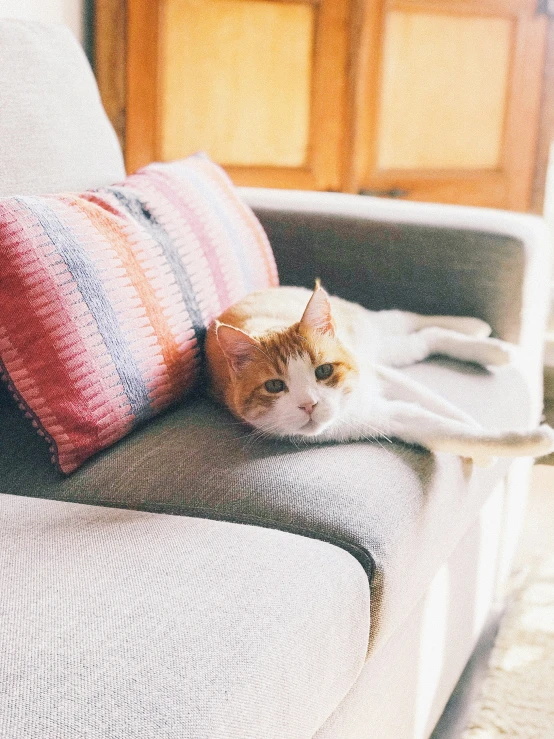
left=216, top=322, right=260, bottom=374
left=300, top=285, right=335, bottom=335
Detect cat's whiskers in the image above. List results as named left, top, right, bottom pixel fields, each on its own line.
left=360, top=434, right=393, bottom=454
left=339, top=413, right=394, bottom=446
left=204, top=284, right=554, bottom=462
left=255, top=417, right=307, bottom=450
left=242, top=420, right=287, bottom=449
left=363, top=424, right=394, bottom=445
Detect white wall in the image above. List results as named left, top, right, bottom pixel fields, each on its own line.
left=0, top=0, right=83, bottom=42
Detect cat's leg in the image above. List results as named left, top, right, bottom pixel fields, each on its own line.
left=380, top=327, right=513, bottom=368
left=374, top=363, right=480, bottom=427
left=374, top=310, right=492, bottom=338
left=373, top=400, right=554, bottom=461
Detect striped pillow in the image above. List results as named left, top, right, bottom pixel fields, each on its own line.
left=0, top=154, right=278, bottom=473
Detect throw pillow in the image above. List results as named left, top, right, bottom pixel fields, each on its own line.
left=0, top=154, right=278, bottom=473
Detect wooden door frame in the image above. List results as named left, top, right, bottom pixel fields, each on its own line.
left=532, top=15, right=554, bottom=213
left=94, top=0, right=554, bottom=212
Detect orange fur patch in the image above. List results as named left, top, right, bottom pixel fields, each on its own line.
left=205, top=301, right=359, bottom=423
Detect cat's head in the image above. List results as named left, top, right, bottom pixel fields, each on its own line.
left=216, top=285, right=359, bottom=437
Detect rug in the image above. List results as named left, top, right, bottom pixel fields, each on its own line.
left=461, top=554, right=554, bottom=738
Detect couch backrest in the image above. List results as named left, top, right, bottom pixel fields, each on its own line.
left=0, top=20, right=125, bottom=196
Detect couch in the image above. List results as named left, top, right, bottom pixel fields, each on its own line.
left=0, top=20, right=551, bottom=739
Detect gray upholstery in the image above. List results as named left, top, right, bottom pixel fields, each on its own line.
left=0, top=20, right=372, bottom=737
left=1, top=18, right=552, bottom=739
left=243, top=187, right=552, bottom=393
left=315, top=460, right=533, bottom=739
left=0, top=493, right=369, bottom=739
left=0, top=356, right=537, bottom=656
left=0, top=20, right=125, bottom=196
left=259, top=213, right=526, bottom=344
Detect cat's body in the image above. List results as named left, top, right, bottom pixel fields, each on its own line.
left=205, top=285, right=554, bottom=463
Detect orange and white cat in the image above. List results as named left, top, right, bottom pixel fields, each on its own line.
left=205, top=284, right=554, bottom=464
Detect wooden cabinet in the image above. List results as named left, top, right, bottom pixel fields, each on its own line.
left=124, top=0, right=350, bottom=191
left=354, top=0, right=548, bottom=210
left=95, top=0, right=552, bottom=211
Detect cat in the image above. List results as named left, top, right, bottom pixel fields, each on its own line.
left=204, top=283, right=554, bottom=465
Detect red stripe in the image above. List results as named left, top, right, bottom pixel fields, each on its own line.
left=0, top=201, right=131, bottom=472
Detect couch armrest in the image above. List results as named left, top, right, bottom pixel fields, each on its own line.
left=241, top=188, right=552, bottom=375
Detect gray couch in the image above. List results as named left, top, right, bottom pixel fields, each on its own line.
left=0, top=20, right=551, bottom=739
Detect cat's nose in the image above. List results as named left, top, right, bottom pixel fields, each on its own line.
left=299, top=401, right=317, bottom=415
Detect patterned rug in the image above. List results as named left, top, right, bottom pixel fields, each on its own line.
left=461, top=554, right=554, bottom=738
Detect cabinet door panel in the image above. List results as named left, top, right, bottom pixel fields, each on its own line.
left=378, top=11, right=512, bottom=170
left=354, top=0, right=547, bottom=210
left=101, top=0, right=549, bottom=208
left=126, top=0, right=349, bottom=191
left=161, top=0, right=314, bottom=167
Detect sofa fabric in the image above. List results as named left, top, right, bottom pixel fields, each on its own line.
left=0, top=18, right=126, bottom=411
left=0, top=355, right=536, bottom=657
left=0, top=494, right=370, bottom=739
left=0, top=155, right=277, bottom=473
left=243, top=187, right=551, bottom=392
left=1, top=19, right=552, bottom=739
left=264, top=216, right=525, bottom=343
left=314, top=461, right=533, bottom=739
left=0, top=21, right=125, bottom=197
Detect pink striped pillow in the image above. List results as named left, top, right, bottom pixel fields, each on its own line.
left=0, top=154, right=278, bottom=473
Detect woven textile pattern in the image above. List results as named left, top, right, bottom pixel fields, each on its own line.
left=0, top=155, right=278, bottom=473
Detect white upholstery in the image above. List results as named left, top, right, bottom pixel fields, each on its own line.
left=0, top=20, right=125, bottom=196
left=0, top=494, right=370, bottom=739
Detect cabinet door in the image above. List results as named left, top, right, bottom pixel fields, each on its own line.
left=351, top=0, right=547, bottom=210
left=126, top=0, right=349, bottom=191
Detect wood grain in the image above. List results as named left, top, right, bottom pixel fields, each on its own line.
left=377, top=11, right=512, bottom=170
left=95, top=0, right=549, bottom=209
left=502, top=8, right=547, bottom=210
left=309, top=0, right=350, bottom=190
left=531, top=18, right=554, bottom=214
left=94, top=0, right=127, bottom=152
left=386, top=0, right=534, bottom=16
left=125, top=0, right=161, bottom=173
left=160, top=0, right=315, bottom=167
left=357, top=0, right=547, bottom=211
left=120, top=0, right=349, bottom=189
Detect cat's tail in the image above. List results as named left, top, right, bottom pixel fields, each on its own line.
left=429, top=424, right=554, bottom=461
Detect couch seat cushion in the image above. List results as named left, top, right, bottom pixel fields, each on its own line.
left=0, top=494, right=369, bottom=739
left=0, top=357, right=536, bottom=654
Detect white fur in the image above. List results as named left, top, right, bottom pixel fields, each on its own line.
left=242, top=288, right=554, bottom=463
left=252, top=355, right=348, bottom=437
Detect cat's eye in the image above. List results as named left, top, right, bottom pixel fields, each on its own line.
left=264, top=379, right=286, bottom=393
left=315, top=363, right=334, bottom=380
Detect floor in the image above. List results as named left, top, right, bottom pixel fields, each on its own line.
left=431, top=463, right=554, bottom=739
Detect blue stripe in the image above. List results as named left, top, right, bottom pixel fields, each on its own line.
left=107, top=188, right=206, bottom=347
left=19, top=197, right=153, bottom=422
left=175, top=165, right=257, bottom=293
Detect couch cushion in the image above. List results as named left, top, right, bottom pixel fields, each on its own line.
left=0, top=20, right=125, bottom=196
left=0, top=493, right=369, bottom=739
left=0, top=357, right=536, bottom=654
left=0, top=155, right=277, bottom=473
